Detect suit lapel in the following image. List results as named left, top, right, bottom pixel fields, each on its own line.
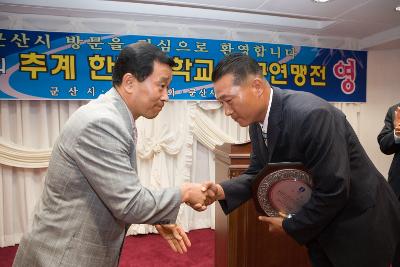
left=107, top=88, right=137, bottom=168
left=266, top=87, right=283, bottom=162
left=108, top=88, right=135, bottom=138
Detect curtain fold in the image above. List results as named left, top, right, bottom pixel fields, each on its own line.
left=0, top=139, right=51, bottom=168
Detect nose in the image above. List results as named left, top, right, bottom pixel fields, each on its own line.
left=161, top=89, right=169, bottom=102
left=223, top=102, right=233, bottom=116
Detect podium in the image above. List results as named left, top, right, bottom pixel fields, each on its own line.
left=214, top=142, right=311, bottom=267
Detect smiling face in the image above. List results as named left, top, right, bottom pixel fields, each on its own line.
left=120, top=61, right=172, bottom=119
left=133, top=61, right=172, bottom=119
left=112, top=42, right=175, bottom=120
left=214, top=73, right=268, bottom=127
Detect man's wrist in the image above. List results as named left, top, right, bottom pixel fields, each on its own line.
left=216, top=184, right=225, bottom=200
left=180, top=183, right=190, bottom=203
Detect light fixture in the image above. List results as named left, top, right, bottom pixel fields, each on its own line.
left=312, top=0, right=331, bottom=3
left=395, top=6, right=400, bottom=12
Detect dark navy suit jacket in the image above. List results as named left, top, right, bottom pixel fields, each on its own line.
left=219, top=88, right=400, bottom=267
left=378, top=103, right=400, bottom=199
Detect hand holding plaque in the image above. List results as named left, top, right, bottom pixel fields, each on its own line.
left=252, top=162, right=312, bottom=218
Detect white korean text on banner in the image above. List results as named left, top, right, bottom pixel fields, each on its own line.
left=0, top=29, right=367, bottom=101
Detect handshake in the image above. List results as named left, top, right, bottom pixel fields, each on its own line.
left=180, top=181, right=225, bottom=211
left=158, top=181, right=284, bottom=254
left=155, top=182, right=225, bottom=254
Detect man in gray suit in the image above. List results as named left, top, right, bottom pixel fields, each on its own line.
left=204, top=54, right=400, bottom=267
left=13, top=42, right=209, bottom=267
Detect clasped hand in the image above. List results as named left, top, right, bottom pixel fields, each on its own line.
left=181, top=182, right=224, bottom=211
left=157, top=182, right=223, bottom=253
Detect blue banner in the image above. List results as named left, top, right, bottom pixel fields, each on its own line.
left=0, top=29, right=367, bottom=102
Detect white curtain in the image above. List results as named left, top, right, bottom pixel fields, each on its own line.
left=0, top=99, right=361, bottom=247
left=0, top=99, right=247, bottom=246
left=0, top=100, right=86, bottom=247
left=0, top=12, right=363, bottom=247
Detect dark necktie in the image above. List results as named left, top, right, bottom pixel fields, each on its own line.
left=262, top=130, right=268, bottom=148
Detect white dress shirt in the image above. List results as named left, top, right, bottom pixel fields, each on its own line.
left=259, top=88, right=274, bottom=147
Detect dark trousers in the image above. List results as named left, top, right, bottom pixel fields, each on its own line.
left=307, top=242, right=334, bottom=267
left=307, top=242, right=399, bottom=267
left=393, top=243, right=400, bottom=267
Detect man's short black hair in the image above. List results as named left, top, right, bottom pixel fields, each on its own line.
left=112, top=41, right=175, bottom=87
left=212, top=53, right=262, bottom=85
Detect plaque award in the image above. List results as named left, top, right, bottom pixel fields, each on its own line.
left=252, top=162, right=312, bottom=218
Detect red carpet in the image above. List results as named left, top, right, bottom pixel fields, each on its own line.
left=0, top=229, right=214, bottom=267
left=0, top=245, right=17, bottom=267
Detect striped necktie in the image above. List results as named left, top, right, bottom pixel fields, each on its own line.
left=261, top=130, right=268, bottom=147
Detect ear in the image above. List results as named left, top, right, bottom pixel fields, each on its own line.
left=252, top=77, right=264, bottom=97
left=121, top=73, right=137, bottom=94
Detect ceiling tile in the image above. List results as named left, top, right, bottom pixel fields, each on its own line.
left=137, top=0, right=266, bottom=9
left=318, top=20, right=391, bottom=38
left=339, top=0, right=400, bottom=26
left=258, top=0, right=369, bottom=19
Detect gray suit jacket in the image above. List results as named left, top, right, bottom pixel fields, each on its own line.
left=13, top=88, right=181, bottom=267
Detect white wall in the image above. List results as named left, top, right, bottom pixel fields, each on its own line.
left=359, top=49, right=400, bottom=177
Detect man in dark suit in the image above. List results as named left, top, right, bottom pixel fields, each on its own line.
left=378, top=103, right=400, bottom=267
left=205, top=54, right=400, bottom=267
left=378, top=103, right=400, bottom=199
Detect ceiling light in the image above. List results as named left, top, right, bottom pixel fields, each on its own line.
left=312, top=0, right=331, bottom=3
left=395, top=6, right=400, bottom=12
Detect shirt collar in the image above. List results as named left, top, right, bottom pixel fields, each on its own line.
left=111, top=87, right=135, bottom=128
left=259, top=87, right=273, bottom=134
left=109, top=87, right=138, bottom=141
